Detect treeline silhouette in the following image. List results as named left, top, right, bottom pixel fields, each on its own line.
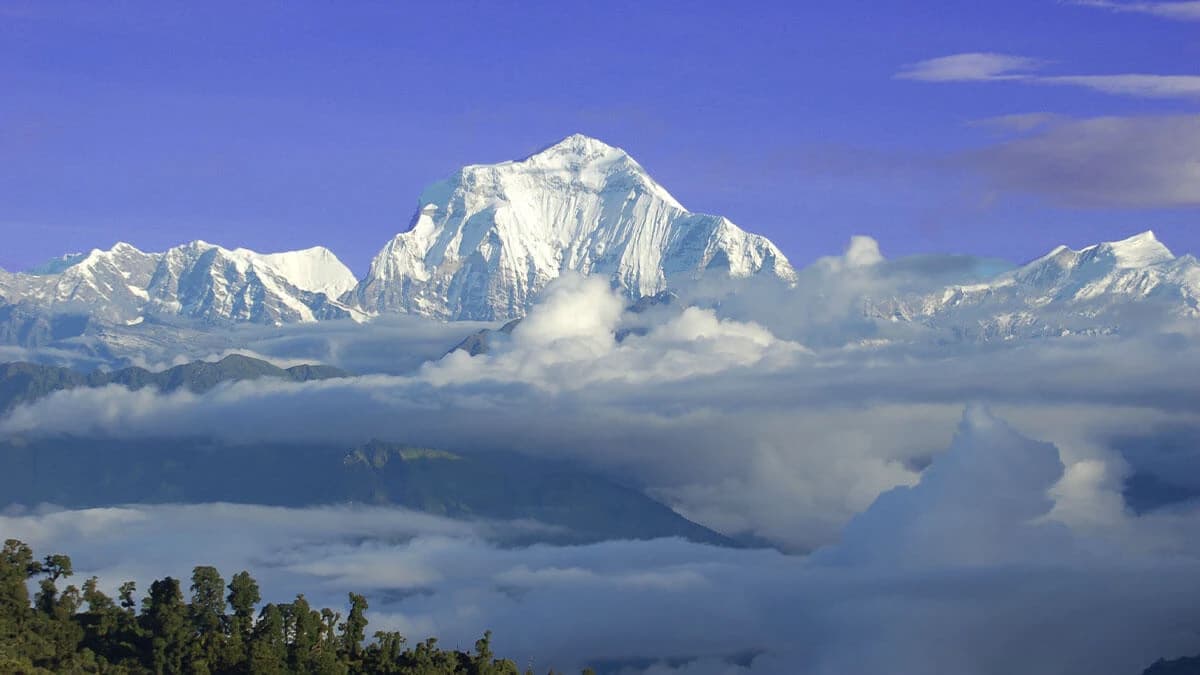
left=1, top=539, right=592, bottom=674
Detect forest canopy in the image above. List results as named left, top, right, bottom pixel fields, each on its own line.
left=0, top=538, right=594, bottom=675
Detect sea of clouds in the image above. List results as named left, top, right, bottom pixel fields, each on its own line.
left=3, top=238, right=1200, bottom=673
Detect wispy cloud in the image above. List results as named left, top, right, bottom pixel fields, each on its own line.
left=895, top=53, right=1044, bottom=82
left=1042, top=74, right=1200, bottom=98
left=1068, top=0, right=1200, bottom=21
left=897, top=52, right=1200, bottom=100
left=968, top=112, right=1065, bottom=133
left=965, top=114, right=1200, bottom=208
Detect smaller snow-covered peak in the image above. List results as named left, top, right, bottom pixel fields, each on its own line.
left=28, top=242, right=149, bottom=275
left=251, top=246, right=358, bottom=298
left=1088, top=230, right=1173, bottom=269
left=1016, top=230, right=1174, bottom=279
left=27, top=252, right=87, bottom=275
left=165, top=241, right=357, bottom=298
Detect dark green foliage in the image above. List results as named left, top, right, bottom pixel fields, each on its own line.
left=0, top=539, right=579, bottom=674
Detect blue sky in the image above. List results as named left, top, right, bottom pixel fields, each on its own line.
left=2, top=0, right=1198, bottom=274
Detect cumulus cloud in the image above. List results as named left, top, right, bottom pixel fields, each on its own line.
left=4, top=408, right=1199, bottom=674
left=898, top=52, right=1200, bottom=100
left=421, top=274, right=805, bottom=392
left=816, top=406, right=1069, bottom=567
left=837, top=235, right=884, bottom=269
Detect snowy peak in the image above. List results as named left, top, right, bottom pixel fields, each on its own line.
left=358, top=134, right=795, bottom=320
left=27, top=252, right=88, bottom=276
left=0, top=240, right=361, bottom=326
left=1008, top=231, right=1170, bottom=280
left=146, top=241, right=361, bottom=324
left=872, top=230, right=1200, bottom=341
left=230, top=245, right=357, bottom=299
left=1084, top=230, right=1173, bottom=269
left=529, top=132, right=620, bottom=158
left=517, top=133, right=686, bottom=211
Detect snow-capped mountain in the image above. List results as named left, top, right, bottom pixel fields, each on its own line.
left=3, top=133, right=1196, bottom=352
left=355, top=134, right=797, bottom=320
left=0, top=241, right=360, bottom=326
left=868, top=231, right=1200, bottom=340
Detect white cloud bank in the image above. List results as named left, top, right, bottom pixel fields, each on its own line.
left=4, top=406, right=1199, bottom=674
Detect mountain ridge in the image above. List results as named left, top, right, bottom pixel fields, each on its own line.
left=867, top=230, right=1200, bottom=341
left=1, top=240, right=362, bottom=326
left=1, top=136, right=1197, bottom=344
left=0, top=353, right=347, bottom=413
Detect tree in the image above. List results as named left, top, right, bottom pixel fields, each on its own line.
left=188, top=565, right=227, bottom=674
left=0, top=540, right=592, bottom=674
left=143, top=577, right=188, bottom=674
left=119, top=581, right=138, bottom=613
left=340, top=592, right=369, bottom=660
left=224, top=569, right=260, bottom=670
left=285, top=594, right=325, bottom=673
left=34, top=554, right=72, bottom=617
left=248, top=603, right=288, bottom=674
left=0, top=539, right=37, bottom=638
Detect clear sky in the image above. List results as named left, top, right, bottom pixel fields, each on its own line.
left=2, top=0, right=1198, bottom=274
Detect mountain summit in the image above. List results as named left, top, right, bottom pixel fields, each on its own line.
left=355, top=134, right=797, bottom=320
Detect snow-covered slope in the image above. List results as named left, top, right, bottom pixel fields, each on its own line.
left=0, top=241, right=361, bottom=326
left=355, top=134, right=797, bottom=320
left=868, top=231, right=1200, bottom=340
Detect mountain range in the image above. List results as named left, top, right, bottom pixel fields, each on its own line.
left=1, top=134, right=1197, bottom=344
left=0, top=433, right=733, bottom=546
left=0, top=353, right=347, bottom=413
left=866, top=230, right=1200, bottom=341
left=0, top=134, right=793, bottom=326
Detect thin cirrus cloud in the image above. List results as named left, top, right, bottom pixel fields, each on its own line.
left=1068, top=0, right=1200, bottom=21
left=894, top=53, right=1045, bottom=82
left=896, top=52, right=1200, bottom=100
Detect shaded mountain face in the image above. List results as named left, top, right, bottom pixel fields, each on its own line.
left=355, top=134, right=797, bottom=320
left=0, top=354, right=347, bottom=413
left=0, top=437, right=735, bottom=547
left=0, top=241, right=361, bottom=327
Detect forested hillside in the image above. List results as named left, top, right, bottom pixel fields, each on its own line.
left=0, top=539, right=592, bottom=674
